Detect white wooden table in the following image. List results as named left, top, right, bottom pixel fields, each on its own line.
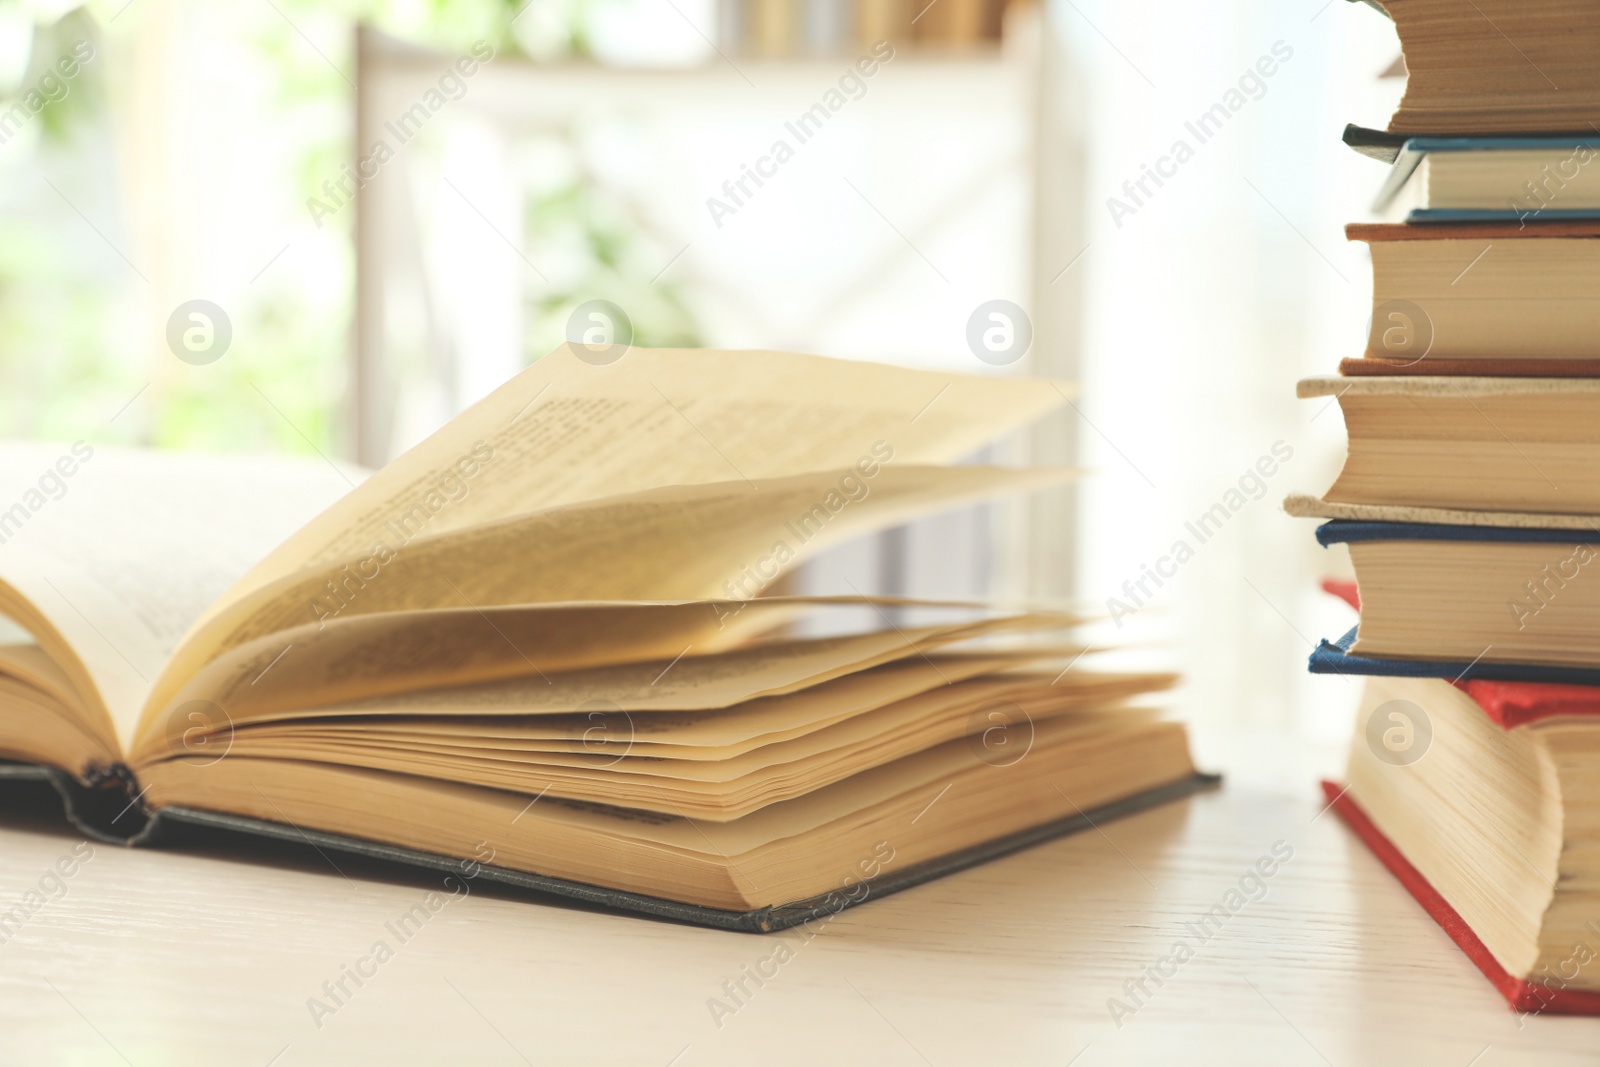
left=0, top=739, right=1594, bottom=1066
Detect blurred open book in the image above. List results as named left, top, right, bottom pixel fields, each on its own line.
left=0, top=345, right=1205, bottom=929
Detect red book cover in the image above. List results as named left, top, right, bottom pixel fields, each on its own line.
left=1322, top=782, right=1600, bottom=1015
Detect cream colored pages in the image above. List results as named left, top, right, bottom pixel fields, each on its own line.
left=0, top=643, right=88, bottom=718
left=0, top=675, right=114, bottom=770
left=188, top=610, right=1076, bottom=727
left=130, top=596, right=1020, bottom=758
left=248, top=678, right=1149, bottom=780
left=193, top=346, right=1067, bottom=629
left=0, top=444, right=358, bottom=753
left=291, top=667, right=1154, bottom=761
left=139, top=712, right=1190, bottom=889
left=139, top=348, right=1067, bottom=750
left=238, top=652, right=1062, bottom=754
left=128, top=601, right=1075, bottom=758
left=193, top=464, right=1070, bottom=657
left=204, top=710, right=1147, bottom=821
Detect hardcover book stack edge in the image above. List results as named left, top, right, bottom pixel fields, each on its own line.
left=1292, top=0, right=1600, bottom=1011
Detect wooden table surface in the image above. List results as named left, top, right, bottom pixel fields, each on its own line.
left=0, top=754, right=1594, bottom=1066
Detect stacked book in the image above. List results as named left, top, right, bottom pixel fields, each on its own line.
left=1290, top=0, right=1600, bottom=1015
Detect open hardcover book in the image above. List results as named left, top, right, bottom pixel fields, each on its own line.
left=0, top=346, right=1207, bottom=930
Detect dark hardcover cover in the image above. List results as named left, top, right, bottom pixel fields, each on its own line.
left=1321, top=780, right=1600, bottom=1014
left=0, top=761, right=151, bottom=842
left=1314, top=519, right=1600, bottom=547
left=1407, top=208, right=1600, bottom=224
left=1344, top=125, right=1600, bottom=164
left=1342, top=123, right=1407, bottom=163
left=0, top=759, right=1220, bottom=933
left=1309, top=626, right=1600, bottom=687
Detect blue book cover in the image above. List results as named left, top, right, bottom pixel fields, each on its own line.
left=1309, top=626, right=1600, bottom=686
left=1372, top=135, right=1600, bottom=221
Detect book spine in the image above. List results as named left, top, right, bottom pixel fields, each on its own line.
left=5, top=761, right=152, bottom=843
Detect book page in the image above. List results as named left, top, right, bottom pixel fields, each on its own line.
left=214, top=704, right=1152, bottom=822
left=137, top=595, right=837, bottom=751
left=191, top=346, right=1066, bottom=631
left=190, top=464, right=1070, bottom=660
left=291, top=666, right=1167, bottom=758
left=0, top=642, right=89, bottom=717
left=0, top=443, right=358, bottom=754
left=128, top=598, right=777, bottom=759
left=239, top=651, right=1048, bottom=752
left=240, top=675, right=1156, bottom=780
left=0, top=674, right=117, bottom=771
left=129, top=608, right=1077, bottom=766
left=138, top=348, right=1067, bottom=761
